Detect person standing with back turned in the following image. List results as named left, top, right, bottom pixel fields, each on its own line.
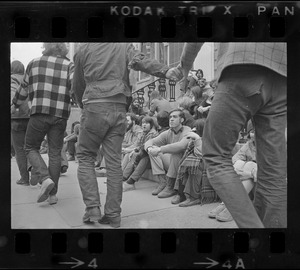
left=72, top=43, right=181, bottom=228
left=170, top=43, right=287, bottom=228
left=11, top=43, right=74, bottom=205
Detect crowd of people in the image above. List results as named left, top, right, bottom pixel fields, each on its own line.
left=11, top=42, right=287, bottom=229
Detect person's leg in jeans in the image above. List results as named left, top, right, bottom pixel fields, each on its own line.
left=60, top=141, right=69, bottom=173
left=77, top=106, right=103, bottom=213
left=202, top=65, right=266, bottom=228
left=127, top=156, right=151, bottom=182
left=11, top=119, right=30, bottom=184
left=253, top=72, right=287, bottom=228
left=67, top=138, right=77, bottom=158
left=25, top=114, right=51, bottom=184
left=47, top=116, right=67, bottom=196
left=101, top=104, right=127, bottom=219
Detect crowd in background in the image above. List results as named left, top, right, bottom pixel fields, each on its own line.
left=11, top=42, right=287, bottom=228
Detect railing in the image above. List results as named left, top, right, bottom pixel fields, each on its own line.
left=132, top=78, right=177, bottom=108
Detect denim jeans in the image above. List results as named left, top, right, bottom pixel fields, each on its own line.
left=77, top=102, right=127, bottom=218
left=123, top=155, right=151, bottom=181
left=11, top=119, right=30, bottom=182
left=203, top=65, right=287, bottom=228
left=25, top=114, right=67, bottom=195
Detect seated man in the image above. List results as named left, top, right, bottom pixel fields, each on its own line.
left=145, top=109, right=191, bottom=199
left=122, top=116, right=158, bottom=191
left=208, top=124, right=257, bottom=222
left=122, top=113, right=143, bottom=169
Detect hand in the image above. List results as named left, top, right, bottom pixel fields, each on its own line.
left=251, top=168, right=257, bottom=182
left=11, top=104, right=16, bottom=114
left=148, top=146, right=161, bottom=156
left=166, top=67, right=183, bottom=82
left=185, top=132, right=200, bottom=140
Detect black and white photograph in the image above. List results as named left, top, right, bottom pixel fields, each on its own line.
left=10, top=42, right=287, bottom=229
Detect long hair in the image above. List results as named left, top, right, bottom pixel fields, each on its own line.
left=42, top=43, right=69, bottom=57
left=191, top=85, right=203, bottom=104
left=142, top=116, right=155, bottom=130
left=193, top=119, right=206, bottom=137
left=11, top=60, right=25, bottom=75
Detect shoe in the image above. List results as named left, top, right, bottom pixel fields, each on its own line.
left=171, top=194, right=182, bottom=204
left=48, top=195, right=58, bottom=205
left=216, top=207, right=233, bottom=222
left=16, top=179, right=30, bottom=186
left=37, top=178, right=55, bottom=203
left=179, top=198, right=201, bottom=207
left=83, top=207, right=102, bottom=223
left=98, top=215, right=121, bottom=228
left=67, top=155, right=75, bottom=161
left=95, top=168, right=107, bottom=177
left=60, top=165, right=68, bottom=174
left=152, top=175, right=167, bottom=195
left=123, top=182, right=135, bottom=192
left=208, top=203, right=226, bottom=218
left=157, top=178, right=177, bottom=198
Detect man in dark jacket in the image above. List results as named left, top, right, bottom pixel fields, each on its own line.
left=72, top=43, right=180, bottom=228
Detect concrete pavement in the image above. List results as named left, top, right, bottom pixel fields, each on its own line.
left=11, top=155, right=237, bottom=229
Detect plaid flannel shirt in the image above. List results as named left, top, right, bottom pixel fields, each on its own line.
left=180, top=42, right=287, bottom=80
left=12, top=55, right=74, bottom=119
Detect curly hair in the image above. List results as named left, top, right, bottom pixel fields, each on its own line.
left=42, top=43, right=69, bottom=57
left=177, top=96, right=193, bottom=110
left=11, top=60, right=25, bottom=75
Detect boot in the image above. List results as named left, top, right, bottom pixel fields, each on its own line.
left=157, top=177, right=177, bottom=198
left=152, top=175, right=167, bottom=196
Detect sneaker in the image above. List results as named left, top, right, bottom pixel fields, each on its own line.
left=179, top=198, right=201, bottom=207
left=171, top=194, right=182, bottom=204
left=208, top=203, right=226, bottom=218
left=48, top=195, right=58, bottom=205
left=123, top=182, right=135, bottom=192
left=37, top=178, right=55, bottom=203
left=83, top=207, right=102, bottom=223
left=60, top=165, right=68, bottom=174
left=216, top=207, right=233, bottom=222
left=98, top=215, right=121, bottom=228
left=16, top=179, right=30, bottom=186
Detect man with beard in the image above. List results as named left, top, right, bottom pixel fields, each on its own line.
left=122, top=113, right=143, bottom=170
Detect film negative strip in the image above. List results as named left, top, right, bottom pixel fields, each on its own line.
left=1, top=1, right=300, bottom=269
